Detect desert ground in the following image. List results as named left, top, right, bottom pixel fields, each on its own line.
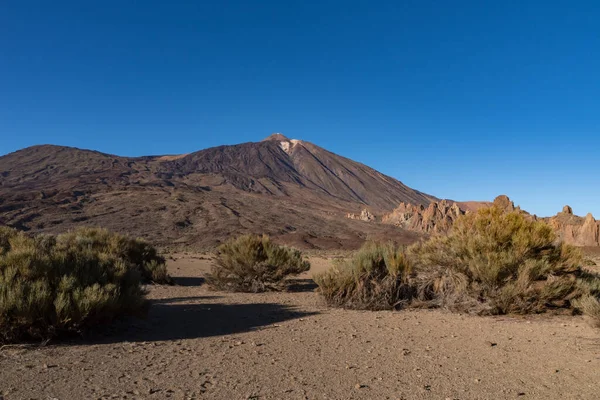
left=1, top=254, right=599, bottom=400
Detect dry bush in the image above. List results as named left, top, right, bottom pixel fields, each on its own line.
left=573, top=295, right=600, bottom=327
left=0, top=226, right=146, bottom=343
left=0, top=225, right=20, bottom=255
left=583, top=258, right=597, bottom=267
left=314, top=241, right=414, bottom=310
left=207, top=234, right=310, bottom=292
left=573, top=275, right=600, bottom=327
left=409, top=206, right=600, bottom=316
left=57, top=227, right=172, bottom=284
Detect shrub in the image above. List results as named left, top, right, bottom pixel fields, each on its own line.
left=0, top=226, right=146, bottom=343
left=573, top=295, right=600, bottom=327
left=408, top=206, right=600, bottom=315
left=56, top=227, right=172, bottom=284
left=573, top=275, right=600, bottom=327
left=207, top=234, right=310, bottom=292
left=583, top=258, right=597, bottom=267
left=314, top=241, right=413, bottom=310
left=0, top=225, right=21, bottom=255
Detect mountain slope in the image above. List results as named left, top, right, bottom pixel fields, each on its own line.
left=0, top=135, right=435, bottom=249
left=161, top=134, right=434, bottom=210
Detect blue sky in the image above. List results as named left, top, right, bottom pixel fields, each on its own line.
left=1, top=1, right=599, bottom=217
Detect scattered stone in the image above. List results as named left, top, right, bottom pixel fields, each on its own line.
left=347, top=209, right=376, bottom=222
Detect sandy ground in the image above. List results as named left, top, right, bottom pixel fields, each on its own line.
left=1, top=254, right=600, bottom=400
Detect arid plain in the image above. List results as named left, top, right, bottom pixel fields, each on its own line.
left=2, top=253, right=599, bottom=400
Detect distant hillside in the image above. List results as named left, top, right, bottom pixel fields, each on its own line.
left=0, top=135, right=436, bottom=249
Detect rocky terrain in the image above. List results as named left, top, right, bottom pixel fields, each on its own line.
left=380, top=195, right=600, bottom=247
left=380, top=196, right=514, bottom=234
left=0, top=134, right=433, bottom=249
left=381, top=200, right=464, bottom=234
left=546, top=206, right=600, bottom=247
left=346, top=209, right=376, bottom=222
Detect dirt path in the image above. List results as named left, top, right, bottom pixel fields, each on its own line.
left=1, top=255, right=599, bottom=399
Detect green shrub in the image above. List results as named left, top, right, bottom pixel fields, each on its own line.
left=56, top=227, right=172, bottom=284
left=408, top=206, right=599, bottom=315
left=0, top=226, right=146, bottom=343
left=315, top=207, right=600, bottom=324
left=314, top=241, right=413, bottom=310
left=207, top=234, right=310, bottom=292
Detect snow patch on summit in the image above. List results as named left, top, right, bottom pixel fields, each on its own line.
left=279, top=139, right=302, bottom=154
left=280, top=141, right=291, bottom=153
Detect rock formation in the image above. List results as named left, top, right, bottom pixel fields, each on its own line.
left=546, top=208, right=600, bottom=247
left=382, top=199, right=464, bottom=234
left=383, top=195, right=600, bottom=247
left=347, top=209, right=376, bottom=222
left=492, top=195, right=516, bottom=212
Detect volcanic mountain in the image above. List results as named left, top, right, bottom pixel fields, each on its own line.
left=0, top=134, right=436, bottom=249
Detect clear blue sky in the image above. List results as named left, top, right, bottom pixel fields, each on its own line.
left=1, top=1, right=599, bottom=217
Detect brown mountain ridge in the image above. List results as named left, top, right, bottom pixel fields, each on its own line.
left=0, top=135, right=436, bottom=249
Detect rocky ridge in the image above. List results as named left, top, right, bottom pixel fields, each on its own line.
left=381, top=200, right=464, bottom=234
left=380, top=195, right=600, bottom=247
left=546, top=206, right=600, bottom=247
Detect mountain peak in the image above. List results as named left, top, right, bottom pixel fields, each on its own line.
left=262, top=133, right=290, bottom=142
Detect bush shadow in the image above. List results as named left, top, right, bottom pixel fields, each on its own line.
left=84, top=299, right=317, bottom=344
left=286, top=278, right=318, bottom=293
left=172, top=276, right=205, bottom=287
left=152, top=296, right=219, bottom=304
